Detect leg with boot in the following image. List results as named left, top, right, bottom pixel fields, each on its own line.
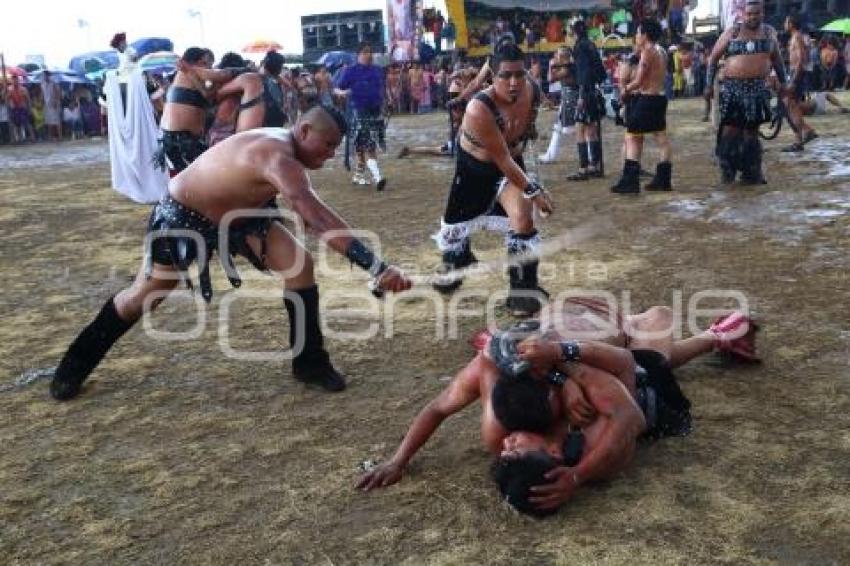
left=739, top=130, right=766, bottom=185
left=50, top=263, right=178, bottom=400
left=498, top=185, right=548, bottom=317
left=432, top=220, right=478, bottom=294
left=645, top=130, right=672, bottom=191
left=611, top=133, right=642, bottom=194
left=538, top=123, right=563, bottom=164
left=247, top=223, right=347, bottom=392
left=567, top=123, right=591, bottom=181
left=586, top=128, right=604, bottom=178
left=352, top=152, right=369, bottom=186
left=716, top=126, right=741, bottom=184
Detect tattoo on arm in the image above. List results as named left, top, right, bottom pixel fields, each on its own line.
left=462, top=128, right=484, bottom=148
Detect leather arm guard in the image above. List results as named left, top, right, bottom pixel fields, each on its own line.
left=345, top=239, right=387, bottom=277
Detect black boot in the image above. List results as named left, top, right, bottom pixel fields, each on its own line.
left=739, top=135, right=767, bottom=185
left=505, top=232, right=548, bottom=317
left=610, top=160, right=641, bottom=194
left=567, top=142, right=590, bottom=181
left=506, top=260, right=549, bottom=317
left=432, top=240, right=477, bottom=294
left=717, top=134, right=738, bottom=184
left=284, top=286, right=346, bottom=392
left=588, top=140, right=604, bottom=177
left=50, top=297, right=135, bottom=400
left=645, top=162, right=673, bottom=191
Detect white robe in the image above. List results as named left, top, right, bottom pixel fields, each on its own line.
left=105, top=68, right=168, bottom=203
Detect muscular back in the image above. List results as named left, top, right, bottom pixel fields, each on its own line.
left=634, top=44, right=667, bottom=94
left=170, top=129, right=297, bottom=221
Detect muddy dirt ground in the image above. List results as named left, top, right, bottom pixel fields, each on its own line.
left=1, top=96, right=848, bottom=564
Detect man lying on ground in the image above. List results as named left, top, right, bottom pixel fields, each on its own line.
left=357, top=298, right=758, bottom=516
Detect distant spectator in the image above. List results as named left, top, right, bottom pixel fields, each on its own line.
left=31, top=96, right=46, bottom=141
left=0, top=88, right=10, bottom=144
left=844, top=38, right=850, bottom=90
left=63, top=99, right=84, bottom=140
left=41, top=71, right=63, bottom=141
left=546, top=13, right=565, bottom=42
left=821, top=38, right=839, bottom=91
left=7, top=75, right=33, bottom=142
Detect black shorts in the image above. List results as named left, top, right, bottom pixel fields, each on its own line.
left=153, top=130, right=208, bottom=176
left=443, top=145, right=524, bottom=224
left=146, top=197, right=280, bottom=302
left=626, top=95, right=668, bottom=134
left=632, top=349, right=692, bottom=439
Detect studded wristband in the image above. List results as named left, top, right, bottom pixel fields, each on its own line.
left=547, top=371, right=569, bottom=387
left=523, top=180, right=543, bottom=199
left=560, top=340, right=581, bottom=362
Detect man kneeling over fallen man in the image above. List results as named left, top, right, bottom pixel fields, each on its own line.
left=357, top=298, right=759, bottom=516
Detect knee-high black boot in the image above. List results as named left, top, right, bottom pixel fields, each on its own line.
left=588, top=140, right=604, bottom=177
left=645, top=161, right=673, bottom=191
left=610, top=159, right=641, bottom=194
left=432, top=239, right=477, bottom=294
left=505, top=231, right=548, bottom=317
left=50, top=297, right=136, bottom=400
left=740, top=134, right=766, bottom=185
left=716, top=134, right=739, bottom=184
left=567, top=142, right=590, bottom=180
left=284, top=285, right=346, bottom=392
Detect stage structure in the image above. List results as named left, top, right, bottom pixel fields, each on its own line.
left=301, top=10, right=385, bottom=64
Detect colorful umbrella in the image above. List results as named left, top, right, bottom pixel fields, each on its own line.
left=242, top=40, right=283, bottom=53
left=1, top=65, right=28, bottom=78
left=139, top=51, right=179, bottom=73
left=820, top=18, right=850, bottom=34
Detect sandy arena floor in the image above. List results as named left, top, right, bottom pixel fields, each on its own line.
left=1, top=96, right=848, bottom=564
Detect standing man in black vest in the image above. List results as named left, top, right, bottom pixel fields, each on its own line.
left=431, top=42, right=552, bottom=317
left=567, top=20, right=607, bottom=181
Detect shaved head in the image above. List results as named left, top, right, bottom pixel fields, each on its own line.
left=298, top=104, right=348, bottom=137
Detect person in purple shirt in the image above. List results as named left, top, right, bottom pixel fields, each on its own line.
left=335, top=42, right=388, bottom=190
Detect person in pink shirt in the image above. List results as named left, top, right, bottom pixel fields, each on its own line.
left=420, top=65, right=434, bottom=112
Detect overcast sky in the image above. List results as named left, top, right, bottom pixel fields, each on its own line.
left=1, top=0, right=446, bottom=68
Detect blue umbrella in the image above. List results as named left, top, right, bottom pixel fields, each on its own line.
left=317, top=51, right=356, bottom=69
left=131, top=37, right=174, bottom=58
left=68, top=51, right=120, bottom=75
left=30, top=69, right=93, bottom=85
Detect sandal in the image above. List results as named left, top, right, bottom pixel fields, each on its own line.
left=710, top=312, right=761, bottom=363
left=567, top=170, right=590, bottom=181
left=781, top=142, right=804, bottom=153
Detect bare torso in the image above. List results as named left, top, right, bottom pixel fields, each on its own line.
left=636, top=44, right=668, bottom=94
left=460, top=80, right=535, bottom=161
left=789, top=32, right=805, bottom=76
left=160, top=72, right=210, bottom=136
left=719, top=25, right=776, bottom=80
left=169, top=128, right=295, bottom=221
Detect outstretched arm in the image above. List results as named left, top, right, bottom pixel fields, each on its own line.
left=356, top=355, right=486, bottom=490
left=264, top=151, right=411, bottom=292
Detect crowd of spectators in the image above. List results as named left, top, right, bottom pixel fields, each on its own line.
left=0, top=74, right=102, bottom=145
left=2, top=20, right=848, bottom=146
